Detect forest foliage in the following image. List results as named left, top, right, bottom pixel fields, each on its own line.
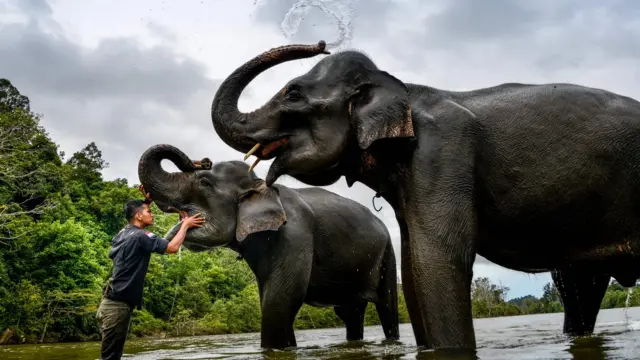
left=1, top=78, right=639, bottom=345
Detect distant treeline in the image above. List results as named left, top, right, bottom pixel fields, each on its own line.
left=1, top=78, right=639, bottom=345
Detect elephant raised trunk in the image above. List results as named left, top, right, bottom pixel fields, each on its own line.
left=137, top=144, right=200, bottom=211
left=210, top=40, right=329, bottom=155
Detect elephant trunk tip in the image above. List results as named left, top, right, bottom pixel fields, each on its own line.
left=318, top=40, right=329, bottom=54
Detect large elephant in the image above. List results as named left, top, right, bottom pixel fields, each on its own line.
left=207, top=40, right=640, bottom=351
left=137, top=144, right=400, bottom=349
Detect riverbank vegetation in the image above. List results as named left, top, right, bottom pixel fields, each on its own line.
left=1, top=79, right=639, bottom=345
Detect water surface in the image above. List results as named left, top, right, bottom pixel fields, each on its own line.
left=2, top=307, right=639, bottom=360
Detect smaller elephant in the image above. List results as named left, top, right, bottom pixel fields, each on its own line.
left=137, top=144, right=400, bottom=349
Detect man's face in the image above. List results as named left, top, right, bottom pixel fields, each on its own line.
left=136, top=203, right=154, bottom=226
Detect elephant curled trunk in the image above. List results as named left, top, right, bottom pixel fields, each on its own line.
left=210, top=40, right=329, bottom=154
left=137, top=144, right=201, bottom=211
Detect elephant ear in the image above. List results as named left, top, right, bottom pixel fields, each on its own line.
left=350, top=70, right=415, bottom=150
left=236, top=181, right=287, bottom=242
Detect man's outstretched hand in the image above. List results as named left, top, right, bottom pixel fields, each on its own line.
left=138, top=184, right=205, bottom=228
left=182, top=213, right=205, bottom=229
left=138, top=185, right=152, bottom=203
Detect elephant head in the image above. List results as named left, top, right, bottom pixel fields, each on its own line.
left=210, top=40, right=416, bottom=188
left=137, top=144, right=287, bottom=250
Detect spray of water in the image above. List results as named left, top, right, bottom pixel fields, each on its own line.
left=255, top=0, right=358, bottom=51
left=623, top=287, right=633, bottom=329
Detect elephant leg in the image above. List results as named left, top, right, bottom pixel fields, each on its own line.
left=260, top=285, right=304, bottom=349
left=552, top=268, right=610, bottom=336
left=376, top=242, right=400, bottom=340
left=398, top=219, right=428, bottom=346
left=405, top=201, right=477, bottom=350
left=258, top=262, right=309, bottom=349
left=334, top=302, right=367, bottom=341
left=257, top=228, right=313, bottom=349
left=288, top=329, right=296, bottom=347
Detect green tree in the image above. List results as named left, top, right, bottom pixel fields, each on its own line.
left=471, top=277, right=513, bottom=317
left=0, top=78, right=30, bottom=113
left=540, top=282, right=564, bottom=313
left=65, top=142, right=108, bottom=187
left=0, top=105, right=63, bottom=243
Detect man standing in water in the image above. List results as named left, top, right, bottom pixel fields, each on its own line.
left=97, top=186, right=204, bottom=360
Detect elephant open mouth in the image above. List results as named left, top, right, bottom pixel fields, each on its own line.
left=244, top=136, right=289, bottom=171
left=166, top=205, right=204, bottom=222
left=164, top=204, right=213, bottom=243
left=166, top=205, right=189, bottom=220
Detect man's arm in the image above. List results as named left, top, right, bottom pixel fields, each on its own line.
left=140, top=213, right=205, bottom=254
left=165, top=213, right=205, bottom=253
left=164, top=221, right=190, bottom=254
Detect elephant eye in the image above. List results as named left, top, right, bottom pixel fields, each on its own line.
left=199, top=177, right=213, bottom=187
left=286, top=90, right=303, bottom=102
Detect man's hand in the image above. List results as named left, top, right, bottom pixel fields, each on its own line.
left=182, top=213, right=205, bottom=229
left=165, top=213, right=206, bottom=254
left=138, top=185, right=152, bottom=203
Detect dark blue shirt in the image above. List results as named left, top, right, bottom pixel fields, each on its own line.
left=107, top=224, right=169, bottom=309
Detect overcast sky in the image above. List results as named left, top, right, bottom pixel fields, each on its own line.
left=2, top=0, right=639, bottom=299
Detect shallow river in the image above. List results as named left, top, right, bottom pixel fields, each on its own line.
left=2, top=307, right=639, bottom=360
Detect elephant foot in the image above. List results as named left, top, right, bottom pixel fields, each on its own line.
left=260, top=327, right=297, bottom=349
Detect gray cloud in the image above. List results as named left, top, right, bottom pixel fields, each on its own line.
left=145, top=22, right=178, bottom=44
left=12, top=0, right=52, bottom=15
left=419, top=0, right=575, bottom=45
left=0, top=3, right=227, bottom=188
left=415, top=0, right=640, bottom=73
left=0, top=24, right=210, bottom=106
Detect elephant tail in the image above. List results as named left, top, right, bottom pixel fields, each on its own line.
left=376, top=240, right=400, bottom=340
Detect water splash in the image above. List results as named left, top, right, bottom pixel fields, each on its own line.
left=623, top=287, right=633, bottom=329
left=625, top=287, right=632, bottom=307
left=256, top=0, right=358, bottom=51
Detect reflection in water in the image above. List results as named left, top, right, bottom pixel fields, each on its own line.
left=1, top=308, right=639, bottom=359
left=414, top=349, right=479, bottom=360
left=566, top=336, right=609, bottom=360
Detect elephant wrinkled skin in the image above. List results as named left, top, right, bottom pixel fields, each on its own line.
left=137, top=144, right=400, bottom=349
left=208, top=40, right=640, bottom=351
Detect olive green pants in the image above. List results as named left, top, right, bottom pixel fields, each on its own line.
left=96, top=297, right=133, bottom=360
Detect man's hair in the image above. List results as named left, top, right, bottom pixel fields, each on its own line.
left=124, top=199, right=148, bottom=222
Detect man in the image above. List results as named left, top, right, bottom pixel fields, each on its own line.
left=96, top=187, right=204, bottom=360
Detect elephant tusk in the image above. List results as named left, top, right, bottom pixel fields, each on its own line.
left=177, top=210, right=188, bottom=221
left=248, top=158, right=261, bottom=173
left=167, top=206, right=189, bottom=221
left=244, top=143, right=262, bottom=161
